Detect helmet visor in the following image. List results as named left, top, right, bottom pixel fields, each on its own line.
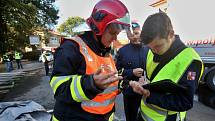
left=116, top=13, right=131, bottom=25
left=108, top=23, right=130, bottom=31
left=107, top=23, right=131, bottom=38
left=72, top=22, right=91, bottom=33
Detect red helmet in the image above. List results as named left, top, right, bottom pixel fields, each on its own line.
left=87, top=0, right=131, bottom=35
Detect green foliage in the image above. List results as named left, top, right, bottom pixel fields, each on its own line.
left=0, top=0, right=59, bottom=54
left=57, top=16, right=85, bottom=36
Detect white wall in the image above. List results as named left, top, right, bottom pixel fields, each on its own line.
left=167, top=0, right=215, bottom=41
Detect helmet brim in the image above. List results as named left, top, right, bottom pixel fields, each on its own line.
left=72, top=22, right=92, bottom=33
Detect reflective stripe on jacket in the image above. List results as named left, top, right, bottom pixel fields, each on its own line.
left=50, top=75, right=89, bottom=102
left=141, top=48, right=204, bottom=121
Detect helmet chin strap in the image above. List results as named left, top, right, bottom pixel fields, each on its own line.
left=96, top=35, right=107, bottom=49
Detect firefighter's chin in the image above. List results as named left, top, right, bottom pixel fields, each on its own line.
left=132, top=41, right=141, bottom=45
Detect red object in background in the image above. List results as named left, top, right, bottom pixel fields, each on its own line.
left=60, top=37, right=65, bottom=45
left=51, top=47, right=57, bottom=53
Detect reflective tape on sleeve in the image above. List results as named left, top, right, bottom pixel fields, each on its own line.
left=70, top=75, right=89, bottom=102
left=50, top=76, right=72, bottom=94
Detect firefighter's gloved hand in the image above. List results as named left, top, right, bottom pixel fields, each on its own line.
left=118, top=78, right=130, bottom=91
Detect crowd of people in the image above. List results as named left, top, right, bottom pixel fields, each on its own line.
left=48, top=0, right=204, bottom=121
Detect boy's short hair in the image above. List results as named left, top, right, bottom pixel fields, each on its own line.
left=140, top=12, right=173, bottom=45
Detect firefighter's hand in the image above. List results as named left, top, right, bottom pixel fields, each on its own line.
left=93, top=68, right=123, bottom=89
left=133, top=68, right=143, bottom=77
left=129, top=81, right=150, bottom=97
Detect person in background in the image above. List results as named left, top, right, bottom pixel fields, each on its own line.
left=3, top=52, right=11, bottom=72
left=130, top=12, right=204, bottom=121
left=14, top=51, right=23, bottom=69
left=49, top=0, right=148, bottom=121
left=115, top=21, right=149, bottom=121
left=8, top=51, right=14, bottom=71
left=41, top=51, right=49, bottom=76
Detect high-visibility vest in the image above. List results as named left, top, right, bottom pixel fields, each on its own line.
left=15, top=52, right=21, bottom=59
left=70, top=36, right=119, bottom=114
left=141, top=48, right=204, bottom=121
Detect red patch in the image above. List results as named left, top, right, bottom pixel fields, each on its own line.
left=187, top=71, right=196, bottom=80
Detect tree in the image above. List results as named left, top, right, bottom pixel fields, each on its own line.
left=57, top=16, right=85, bottom=36
left=0, top=0, right=59, bottom=54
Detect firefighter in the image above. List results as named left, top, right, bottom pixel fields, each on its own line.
left=130, top=12, right=204, bottom=121
left=41, top=51, right=49, bottom=76
left=50, top=0, right=143, bottom=121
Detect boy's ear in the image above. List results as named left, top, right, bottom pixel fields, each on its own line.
left=168, top=30, right=175, bottom=40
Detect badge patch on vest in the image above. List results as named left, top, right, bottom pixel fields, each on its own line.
left=187, top=71, right=196, bottom=80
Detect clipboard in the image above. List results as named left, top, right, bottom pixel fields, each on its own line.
left=142, top=80, right=188, bottom=94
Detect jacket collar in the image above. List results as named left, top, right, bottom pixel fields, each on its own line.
left=153, top=35, right=187, bottom=62
left=79, top=31, right=111, bottom=57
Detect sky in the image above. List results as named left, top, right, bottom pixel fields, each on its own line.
left=54, top=0, right=156, bottom=25
left=54, top=0, right=215, bottom=41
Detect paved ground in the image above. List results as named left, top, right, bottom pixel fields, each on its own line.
left=0, top=60, right=30, bottom=73
left=1, top=62, right=215, bottom=121
left=1, top=62, right=54, bottom=110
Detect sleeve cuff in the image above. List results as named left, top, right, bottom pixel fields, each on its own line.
left=123, top=69, right=135, bottom=80
left=81, top=75, right=104, bottom=99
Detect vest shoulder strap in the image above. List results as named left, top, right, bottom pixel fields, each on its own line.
left=150, top=46, right=187, bottom=81
left=66, top=36, right=93, bottom=61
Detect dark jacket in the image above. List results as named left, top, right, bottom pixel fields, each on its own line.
left=116, top=43, right=149, bottom=96
left=51, top=31, right=113, bottom=121
left=146, top=35, right=202, bottom=120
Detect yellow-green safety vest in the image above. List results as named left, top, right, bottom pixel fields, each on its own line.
left=141, top=47, right=204, bottom=121
left=15, top=52, right=21, bottom=59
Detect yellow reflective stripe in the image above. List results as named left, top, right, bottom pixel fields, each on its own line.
left=70, top=76, right=89, bottom=102
left=76, top=76, right=89, bottom=101
left=143, top=99, right=167, bottom=116
left=71, top=76, right=80, bottom=102
left=108, top=113, right=114, bottom=121
left=179, top=112, right=186, bottom=121
left=140, top=100, right=166, bottom=121
left=52, top=115, right=59, bottom=121
left=140, top=111, right=154, bottom=121
left=50, top=76, right=71, bottom=94
left=199, top=62, right=204, bottom=81
left=50, top=76, right=69, bottom=88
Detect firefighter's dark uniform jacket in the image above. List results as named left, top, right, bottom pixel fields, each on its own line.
left=138, top=35, right=204, bottom=121
left=116, top=43, right=149, bottom=121
left=51, top=31, right=118, bottom=121
left=116, top=43, right=149, bottom=96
